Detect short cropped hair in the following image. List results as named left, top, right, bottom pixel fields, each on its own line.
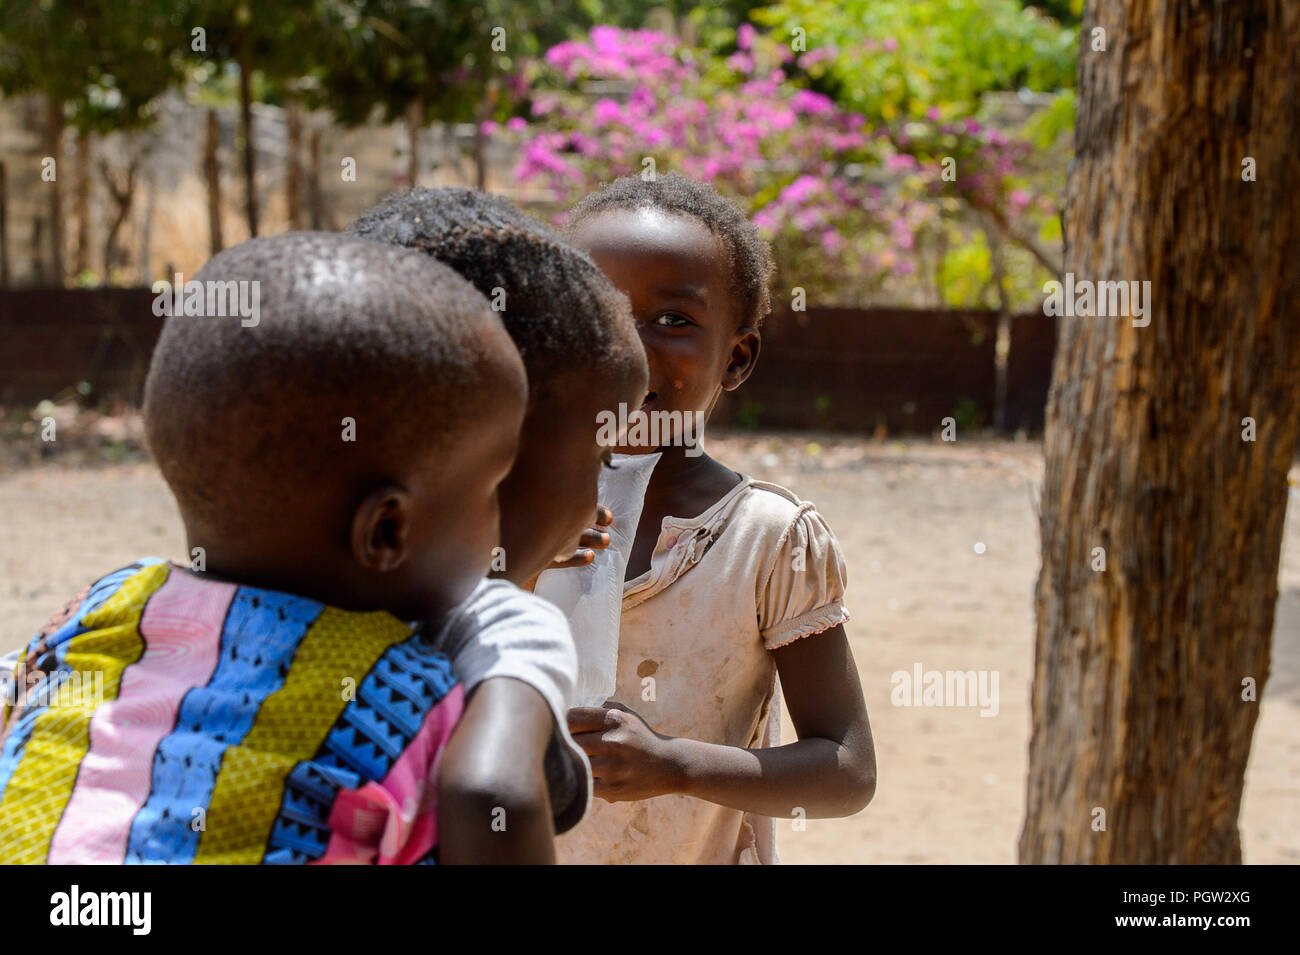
left=346, top=187, right=644, bottom=403
left=565, top=172, right=775, bottom=328
left=143, top=231, right=506, bottom=534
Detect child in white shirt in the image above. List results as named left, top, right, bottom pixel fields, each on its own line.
left=551, top=174, right=876, bottom=864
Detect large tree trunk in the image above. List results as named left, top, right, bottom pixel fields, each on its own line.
left=44, top=96, right=64, bottom=286
left=237, top=36, right=258, bottom=237
left=203, top=109, right=224, bottom=255
left=1020, top=0, right=1300, bottom=864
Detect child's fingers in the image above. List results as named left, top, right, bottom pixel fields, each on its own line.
left=548, top=549, right=596, bottom=570
left=571, top=732, right=613, bottom=769
left=578, top=527, right=611, bottom=550
left=567, top=706, right=613, bottom=734
left=574, top=733, right=608, bottom=762
left=594, top=505, right=613, bottom=527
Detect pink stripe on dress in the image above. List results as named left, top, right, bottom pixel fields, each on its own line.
left=48, top=570, right=233, bottom=864
left=314, top=682, right=463, bottom=865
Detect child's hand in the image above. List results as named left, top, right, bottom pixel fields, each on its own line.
left=567, top=702, right=683, bottom=802
left=547, top=505, right=614, bottom=570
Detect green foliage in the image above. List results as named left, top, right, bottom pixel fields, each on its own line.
left=316, top=0, right=596, bottom=129
left=1019, top=0, right=1083, bottom=27
left=0, top=0, right=189, bottom=133
left=940, top=230, right=992, bottom=308
left=754, top=0, right=1075, bottom=122
left=748, top=0, right=1075, bottom=306
left=1023, top=87, right=1075, bottom=149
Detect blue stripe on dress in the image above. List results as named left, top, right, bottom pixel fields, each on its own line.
left=124, top=587, right=323, bottom=864
left=262, top=634, right=458, bottom=864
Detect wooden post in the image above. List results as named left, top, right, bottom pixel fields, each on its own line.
left=0, top=162, right=9, bottom=288
left=308, top=128, right=324, bottom=230
left=237, top=35, right=258, bottom=237
left=286, top=98, right=304, bottom=230
left=204, top=109, right=224, bottom=255
left=45, top=95, right=65, bottom=286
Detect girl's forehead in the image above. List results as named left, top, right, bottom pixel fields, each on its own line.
left=574, top=207, right=720, bottom=258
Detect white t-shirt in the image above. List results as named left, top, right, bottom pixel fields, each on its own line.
left=555, top=477, right=850, bottom=864
left=421, top=577, right=592, bottom=833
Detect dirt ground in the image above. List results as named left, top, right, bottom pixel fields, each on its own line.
left=1, top=427, right=1296, bottom=864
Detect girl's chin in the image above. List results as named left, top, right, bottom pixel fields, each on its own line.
left=612, top=444, right=662, bottom=456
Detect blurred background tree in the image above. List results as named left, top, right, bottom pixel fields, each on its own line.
left=0, top=0, right=188, bottom=284
left=0, top=0, right=1079, bottom=301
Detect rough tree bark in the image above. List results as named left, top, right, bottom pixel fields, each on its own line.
left=1020, top=0, right=1300, bottom=864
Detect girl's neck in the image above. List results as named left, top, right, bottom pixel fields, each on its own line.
left=647, top=443, right=716, bottom=486
left=643, top=444, right=743, bottom=517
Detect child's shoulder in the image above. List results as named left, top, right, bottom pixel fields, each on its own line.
left=25, top=558, right=170, bottom=650
left=422, top=578, right=575, bottom=683
left=738, top=478, right=810, bottom=510
left=726, top=477, right=827, bottom=537
left=430, top=578, right=569, bottom=641
left=720, top=478, right=844, bottom=576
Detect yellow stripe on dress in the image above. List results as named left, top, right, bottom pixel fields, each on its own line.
left=194, top=607, right=411, bottom=864
left=0, top=562, right=170, bottom=864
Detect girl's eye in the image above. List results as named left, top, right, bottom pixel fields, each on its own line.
left=653, top=312, right=691, bottom=328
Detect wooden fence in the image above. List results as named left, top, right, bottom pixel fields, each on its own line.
left=710, top=306, right=1054, bottom=433
left=0, top=291, right=1058, bottom=433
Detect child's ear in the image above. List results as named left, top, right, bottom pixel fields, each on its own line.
left=722, top=326, right=762, bottom=392
left=350, top=483, right=414, bottom=573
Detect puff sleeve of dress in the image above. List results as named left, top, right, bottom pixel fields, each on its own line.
left=757, top=503, right=851, bottom=650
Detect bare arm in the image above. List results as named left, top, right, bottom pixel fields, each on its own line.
left=437, top=677, right=557, bottom=863
left=569, top=624, right=875, bottom=819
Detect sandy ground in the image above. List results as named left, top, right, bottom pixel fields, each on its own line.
left=1, top=431, right=1296, bottom=864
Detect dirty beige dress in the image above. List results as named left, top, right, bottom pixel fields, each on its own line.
left=556, top=477, right=850, bottom=865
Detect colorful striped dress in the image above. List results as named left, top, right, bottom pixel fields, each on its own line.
left=0, top=559, right=463, bottom=865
